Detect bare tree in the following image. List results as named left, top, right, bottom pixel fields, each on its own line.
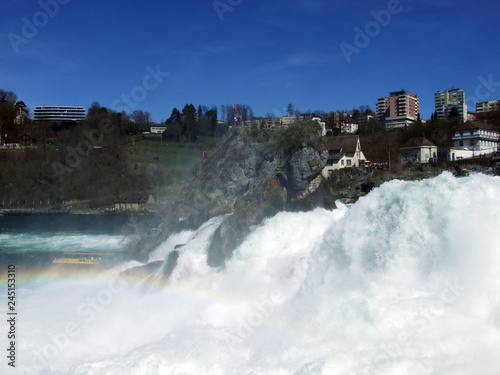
left=220, top=105, right=227, bottom=124
left=130, top=110, right=152, bottom=133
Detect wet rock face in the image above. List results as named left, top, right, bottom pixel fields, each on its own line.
left=202, top=123, right=331, bottom=267
left=195, top=124, right=328, bottom=212
left=287, top=146, right=328, bottom=191
left=163, top=250, right=179, bottom=277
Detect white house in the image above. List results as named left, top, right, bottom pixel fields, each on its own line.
left=322, top=135, right=367, bottom=177
left=400, top=137, right=438, bottom=163
left=341, top=122, right=359, bottom=134
left=452, top=121, right=499, bottom=157
left=312, top=116, right=326, bottom=136
left=150, top=126, right=167, bottom=134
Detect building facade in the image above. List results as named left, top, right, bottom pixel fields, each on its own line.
left=311, top=116, right=326, bottom=136
left=434, top=88, right=467, bottom=122
left=150, top=126, right=167, bottom=134
left=376, top=90, right=420, bottom=129
left=34, top=106, right=86, bottom=122
left=247, top=117, right=283, bottom=129
left=115, top=193, right=155, bottom=211
left=341, top=122, right=359, bottom=134
left=476, top=99, right=500, bottom=113
left=452, top=121, right=499, bottom=155
left=322, top=135, right=367, bottom=177
left=400, top=137, right=438, bottom=163
left=281, top=115, right=299, bottom=126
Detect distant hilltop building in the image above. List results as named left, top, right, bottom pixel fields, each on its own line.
left=376, top=90, right=420, bottom=129
left=33, top=106, right=85, bottom=122
left=476, top=99, right=500, bottom=113
left=341, top=121, right=358, bottom=134
left=434, top=88, right=467, bottom=122
left=150, top=126, right=166, bottom=134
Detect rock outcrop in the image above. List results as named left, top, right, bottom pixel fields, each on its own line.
left=135, top=121, right=332, bottom=266
left=199, top=122, right=331, bottom=267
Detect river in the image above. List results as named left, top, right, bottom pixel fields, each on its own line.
left=1, top=172, right=500, bottom=374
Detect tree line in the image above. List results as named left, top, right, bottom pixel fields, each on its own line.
left=163, top=103, right=254, bottom=142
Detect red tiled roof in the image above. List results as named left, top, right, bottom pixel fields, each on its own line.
left=325, top=135, right=359, bottom=153
left=400, top=137, right=436, bottom=149
left=458, top=121, right=499, bottom=132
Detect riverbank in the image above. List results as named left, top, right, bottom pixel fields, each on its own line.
left=0, top=208, right=155, bottom=216
left=330, top=156, right=500, bottom=204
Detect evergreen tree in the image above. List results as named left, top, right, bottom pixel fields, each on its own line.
left=182, top=104, right=197, bottom=142
left=448, top=106, right=460, bottom=120
left=166, top=108, right=181, bottom=124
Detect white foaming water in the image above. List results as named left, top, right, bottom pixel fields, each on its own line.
left=3, top=172, right=500, bottom=374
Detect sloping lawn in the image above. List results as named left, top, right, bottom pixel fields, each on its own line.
left=126, top=136, right=215, bottom=185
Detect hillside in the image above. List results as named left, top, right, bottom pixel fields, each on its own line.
left=0, top=132, right=214, bottom=210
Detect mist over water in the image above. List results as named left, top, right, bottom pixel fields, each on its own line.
left=2, top=172, right=500, bottom=374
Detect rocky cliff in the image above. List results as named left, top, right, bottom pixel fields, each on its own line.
left=132, top=121, right=334, bottom=266
left=194, top=121, right=336, bottom=267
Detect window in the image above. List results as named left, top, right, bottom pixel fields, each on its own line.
left=347, top=160, right=351, bottom=166
left=341, top=160, right=344, bottom=166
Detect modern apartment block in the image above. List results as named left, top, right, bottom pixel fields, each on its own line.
left=434, top=88, right=467, bottom=122
left=376, top=90, right=420, bottom=129
left=476, top=99, right=500, bottom=113
left=33, top=106, right=86, bottom=122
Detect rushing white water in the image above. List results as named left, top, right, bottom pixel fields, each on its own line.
left=2, top=172, right=500, bottom=374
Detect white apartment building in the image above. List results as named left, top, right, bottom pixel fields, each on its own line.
left=434, top=88, right=467, bottom=122
left=34, top=106, right=86, bottom=122
left=476, top=99, right=500, bottom=113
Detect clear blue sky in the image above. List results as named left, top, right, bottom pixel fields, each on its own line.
left=1, top=0, right=499, bottom=122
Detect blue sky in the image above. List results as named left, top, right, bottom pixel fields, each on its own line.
left=1, top=0, right=499, bottom=122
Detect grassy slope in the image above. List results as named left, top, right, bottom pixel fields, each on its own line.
left=126, top=135, right=217, bottom=191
